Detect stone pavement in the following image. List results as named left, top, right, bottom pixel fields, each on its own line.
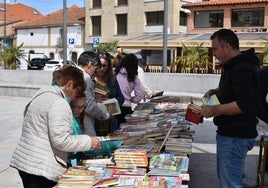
left=0, top=96, right=265, bottom=188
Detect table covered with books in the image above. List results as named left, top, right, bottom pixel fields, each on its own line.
left=56, top=96, right=199, bottom=188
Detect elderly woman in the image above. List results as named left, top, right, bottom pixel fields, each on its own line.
left=10, top=66, right=101, bottom=188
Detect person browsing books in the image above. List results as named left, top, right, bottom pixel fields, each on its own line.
left=197, top=29, right=260, bottom=188
left=94, top=51, right=124, bottom=135
left=10, top=66, right=101, bottom=188
left=77, top=51, right=111, bottom=136
left=115, top=53, right=143, bottom=125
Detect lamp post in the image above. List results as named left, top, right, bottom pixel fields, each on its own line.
left=3, top=0, right=6, bottom=46
left=162, top=0, right=168, bottom=73
left=63, top=0, right=67, bottom=65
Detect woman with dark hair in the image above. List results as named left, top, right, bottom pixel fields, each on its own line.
left=94, top=51, right=124, bottom=135
left=115, top=53, right=143, bottom=125
left=10, top=66, right=101, bottom=188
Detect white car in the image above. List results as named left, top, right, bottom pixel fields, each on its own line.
left=43, top=59, right=77, bottom=71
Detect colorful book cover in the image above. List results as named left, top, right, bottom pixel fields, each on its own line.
left=201, top=94, right=220, bottom=106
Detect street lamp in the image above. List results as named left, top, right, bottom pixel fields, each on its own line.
left=3, top=0, right=6, bottom=46
left=63, top=0, right=67, bottom=65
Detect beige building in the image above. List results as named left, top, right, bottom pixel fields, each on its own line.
left=85, top=0, right=188, bottom=48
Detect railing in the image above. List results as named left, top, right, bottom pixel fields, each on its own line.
left=146, top=65, right=222, bottom=74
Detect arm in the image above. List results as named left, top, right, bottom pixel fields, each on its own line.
left=130, top=77, right=144, bottom=104
left=138, top=66, right=153, bottom=98
left=84, top=77, right=109, bottom=120
left=199, top=101, right=242, bottom=118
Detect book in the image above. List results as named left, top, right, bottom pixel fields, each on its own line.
left=98, top=98, right=121, bottom=115
left=62, top=167, right=97, bottom=178
left=185, top=104, right=203, bottom=124
left=93, top=177, right=119, bottom=187
left=95, top=88, right=108, bottom=96
left=201, top=94, right=220, bottom=106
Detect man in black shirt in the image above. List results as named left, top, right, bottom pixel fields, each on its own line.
left=198, top=29, right=260, bottom=188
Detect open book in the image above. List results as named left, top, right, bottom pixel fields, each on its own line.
left=98, top=98, right=121, bottom=115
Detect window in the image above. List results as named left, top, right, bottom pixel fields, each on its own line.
left=194, top=10, right=223, bottom=28
left=117, top=14, right=127, bottom=35
left=146, top=11, right=164, bottom=26
left=180, top=11, right=187, bottom=26
left=231, top=8, right=264, bottom=27
left=92, top=16, right=101, bottom=36
left=118, top=0, right=128, bottom=6
left=93, top=0, right=101, bottom=8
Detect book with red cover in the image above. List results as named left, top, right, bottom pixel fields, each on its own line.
left=185, top=104, right=203, bottom=124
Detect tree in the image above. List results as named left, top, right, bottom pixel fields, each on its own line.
left=0, top=43, right=25, bottom=70
left=172, top=43, right=211, bottom=73
left=93, top=39, right=119, bottom=55
left=258, top=39, right=268, bottom=67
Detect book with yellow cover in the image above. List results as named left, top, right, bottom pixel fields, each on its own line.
left=201, top=94, right=220, bottom=106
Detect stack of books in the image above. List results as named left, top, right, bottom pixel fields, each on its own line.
left=113, top=148, right=148, bottom=167
left=165, top=138, right=192, bottom=155
left=147, top=153, right=190, bottom=187
left=57, top=166, right=99, bottom=187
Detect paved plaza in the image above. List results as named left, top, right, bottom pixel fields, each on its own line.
left=0, top=96, right=264, bottom=188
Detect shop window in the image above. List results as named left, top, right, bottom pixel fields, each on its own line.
left=194, top=10, right=223, bottom=28
left=93, top=0, right=101, bottom=8
left=116, top=14, right=127, bottom=35
left=92, top=16, right=101, bottom=36
left=146, top=11, right=164, bottom=26
left=231, top=8, right=264, bottom=27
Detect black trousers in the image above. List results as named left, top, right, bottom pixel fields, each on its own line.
left=117, top=106, right=133, bottom=126
left=18, top=170, right=57, bottom=188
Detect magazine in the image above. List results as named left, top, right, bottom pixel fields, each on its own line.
left=98, top=98, right=121, bottom=115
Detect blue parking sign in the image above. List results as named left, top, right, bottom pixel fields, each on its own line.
left=69, top=38, right=75, bottom=45
left=93, top=38, right=100, bottom=46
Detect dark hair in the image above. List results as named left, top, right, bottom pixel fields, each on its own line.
left=97, top=51, right=115, bottom=84
left=210, top=29, right=239, bottom=50
left=78, top=51, right=100, bottom=67
left=115, top=53, right=138, bottom=82
left=52, top=65, right=86, bottom=93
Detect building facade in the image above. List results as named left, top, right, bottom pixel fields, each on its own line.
left=85, top=0, right=189, bottom=49
left=14, top=5, right=85, bottom=62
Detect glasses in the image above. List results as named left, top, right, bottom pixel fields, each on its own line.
left=99, top=64, right=109, bottom=69
left=71, top=104, right=85, bottom=110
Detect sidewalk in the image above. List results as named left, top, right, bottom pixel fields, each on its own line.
left=0, top=96, right=263, bottom=188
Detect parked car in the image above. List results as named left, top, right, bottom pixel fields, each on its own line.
left=43, top=59, right=77, bottom=71
left=28, top=58, right=51, bottom=70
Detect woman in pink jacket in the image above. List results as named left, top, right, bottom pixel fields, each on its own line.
left=115, top=53, right=143, bottom=125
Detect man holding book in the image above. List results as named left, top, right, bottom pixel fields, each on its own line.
left=77, top=51, right=111, bottom=136
left=198, top=29, right=260, bottom=188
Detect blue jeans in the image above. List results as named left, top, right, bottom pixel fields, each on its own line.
left=216, top=134, right=255, bottom=188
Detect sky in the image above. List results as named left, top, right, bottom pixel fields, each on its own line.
left=8, top=0, right=85, bottom=15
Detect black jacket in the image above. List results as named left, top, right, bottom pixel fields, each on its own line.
left=214, top=48, right=260, bottom=138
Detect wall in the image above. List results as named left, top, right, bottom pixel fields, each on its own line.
left=0, top=70, right=220, bottom=99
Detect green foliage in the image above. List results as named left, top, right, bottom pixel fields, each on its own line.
left=172, top=43, right=211, bottom=73
left=260, top=39, right=268, bottom=66
left=93, top=40, right=119, bottom=55
left=0, top=43, right=25, bottom=69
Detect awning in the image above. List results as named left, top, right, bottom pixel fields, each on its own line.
left=118, top=32, right=268, bottom=52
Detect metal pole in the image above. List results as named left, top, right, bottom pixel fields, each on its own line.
left=63, top=0, right=67, bottom=65
left=4, top=0, right=6, bottom=46
left=162, top=0, right=168, bottom=73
